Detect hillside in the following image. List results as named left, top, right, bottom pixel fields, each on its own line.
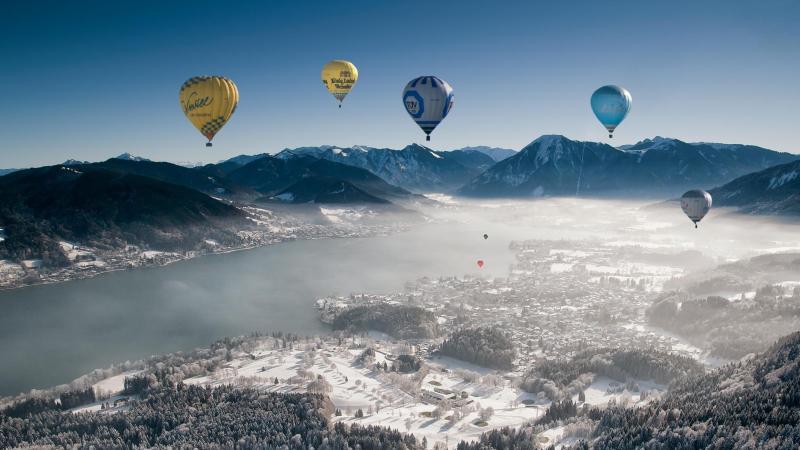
left=460, top=332, right=800, bottom=449
left=271, top=177, right=390, bottom=204
left=0, top=165, right=248, bottom=266
left=196, top=153, right=270, bottom=178
left=226, top=154, right=414, bottom=202
left=332, top=304, right=440, bottom=339
left=438, top=327, right=516, bottom=370
left=586, top=331, right=800, bottom=449
left=451, top=146, right=517, bottom=162
left=710, top=159, right=800, bottom=215
left=458, top=135, right=797, bottom=198
left=0, top=385, right=423, bottom=449
left=83, top=158, right=240, bottom=196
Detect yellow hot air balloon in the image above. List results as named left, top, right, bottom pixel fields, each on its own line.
left=321, top=60, right=358, bottom=108
left=179, top=76, right=238, bottom=147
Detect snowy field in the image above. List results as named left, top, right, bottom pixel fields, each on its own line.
left=172, top=337, right=667, bottom=448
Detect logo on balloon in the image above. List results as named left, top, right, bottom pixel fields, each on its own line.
left=183, top=91, right=214, bottom=114
left=403, top=91, right=424, bottom=118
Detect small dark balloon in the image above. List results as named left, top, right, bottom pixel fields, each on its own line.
left=483, top=234, right=488, bottom=240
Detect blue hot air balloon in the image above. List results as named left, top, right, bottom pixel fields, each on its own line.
left=590, top=85, right=632, bottom=138
left=402, top=76, right=454, bottom=141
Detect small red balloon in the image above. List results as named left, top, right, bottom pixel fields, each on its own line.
left=477, top=260, right=485, bottom=268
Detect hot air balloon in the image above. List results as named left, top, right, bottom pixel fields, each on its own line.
left=321, top=60, right=358, bottom=108
left=483, top=234, right=488, bottom=240
left=180, top=76, right=239, bottom=147
left=590, top=85, right=631, bottom=138
left=477, top=260, right=485, bottom=268
left=402, top=76, right=454, bottom=141
left=681, top=190, right=712, bottom=228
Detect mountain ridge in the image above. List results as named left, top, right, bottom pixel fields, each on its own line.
left=458, top=135, right=798, bottom=198
left=0, top=165, right=248, bottom=267
left=709, top=159, right=800, bottom=215
left=274, top=144, right=493, bottom=192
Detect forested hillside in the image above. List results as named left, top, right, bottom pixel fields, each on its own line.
left=332, top=304, right=440, bottom=339
left=0, top=385, right=423, bottom=449
left=518, top=348, right=703, bottom=401
left=438, top=327, right=516, bottom=370
left=0, top=165, right=248, bottom=266
left=461, top=332, right=800, bottom=449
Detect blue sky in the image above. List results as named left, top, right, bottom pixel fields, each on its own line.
left=2, top=0, right=798, bottom=167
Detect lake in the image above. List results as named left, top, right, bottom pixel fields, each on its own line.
left=0, top=220, right=515, bottom=396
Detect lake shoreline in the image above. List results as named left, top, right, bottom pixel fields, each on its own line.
left=0, top=222, right=407, bottom=294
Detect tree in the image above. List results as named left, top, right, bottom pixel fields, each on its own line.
left=478, top=406, right=494, bottom=422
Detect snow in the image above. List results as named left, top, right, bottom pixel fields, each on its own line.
left=60, top=166, right=82, bottom=174
left=59, top=241, right=95, bottom=262
left=0, top=260, right=23, bottom=274
left=550, top=249, right=593, bottom=257
left=319, top=207, right=370, bottom=224
left=550, top=263, right=574, bottom=273
left=93, top=370, right=143, bottom=396
left=274, top=192, right=295, bottom=202
left=430, top=151, right=443, bottom=159
left=181, top=339, right=547, bottom=448
left=768, top=170, right=798, bottom=189
left=424, top=193, right=460, bottom=205
left=21, top=259, right=43, bottom=269
left=727, top=291, right=756, bottom=302
left=575, top=376, right=664, bottom=407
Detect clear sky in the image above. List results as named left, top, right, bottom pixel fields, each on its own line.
left=2, top=0, right=798, bottom=167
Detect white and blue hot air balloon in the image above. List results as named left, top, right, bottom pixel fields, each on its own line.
left=402, top=76, right=454, bottom=141
left=681, top=190, right=712, bottom=228
left=590, top=85, right=632, bottom=138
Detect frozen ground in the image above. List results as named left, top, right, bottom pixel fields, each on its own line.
left=177, top=337, right=668, bottom=448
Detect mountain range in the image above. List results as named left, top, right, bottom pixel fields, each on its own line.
left=458, top=135, right=799, bottom=198
left=1, top=135, right=798, bottom=267
left=273, top=144, right=497, bottom=192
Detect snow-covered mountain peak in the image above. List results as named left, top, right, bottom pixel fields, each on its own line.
left=400, top=143, right=434, bottom=152
left=531, top=134, right=572, bottom=147
left=62, top=159, right=89, bottom=166
left=519, top=135, right=581, bottom=165
left=115, top=153, right=150, bottom=162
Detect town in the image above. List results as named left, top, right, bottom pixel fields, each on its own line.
left=317, top=237, right=709, bottom=370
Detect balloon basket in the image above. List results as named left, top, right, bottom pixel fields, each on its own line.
left=206, top=142, right=213, bottom=147
left=426, top=135, right=430, bottom=141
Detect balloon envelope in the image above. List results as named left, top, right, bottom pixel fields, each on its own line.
left=590, top=85, right=631, bottom=138
left=402, top=76, right=454, bottom=141
left=681, top=190, right=712, bottom=227
left=483, top=234, right=488, bottom=240
left=180, top=76, right=239, bottom=146
left=321, top=60, right=358, bottom=105
left=477, top=260, right=484, bottom=268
